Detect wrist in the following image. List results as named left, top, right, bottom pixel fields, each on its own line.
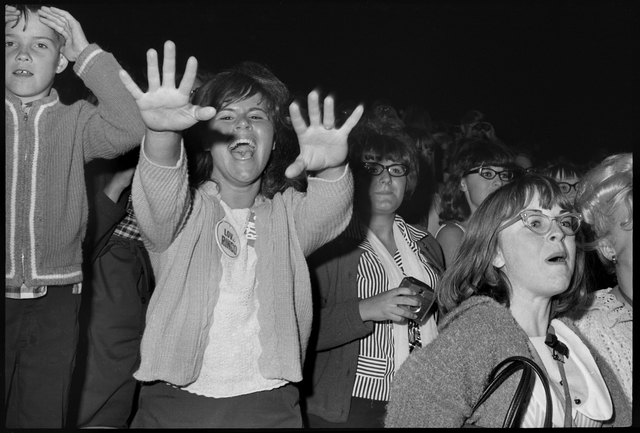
left=315, top=163, right=347, bottom=181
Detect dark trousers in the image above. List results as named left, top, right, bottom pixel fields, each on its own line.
left=131, top=381, right=303, bottom=428
left=306, top=396, right=387, bottom=428
left=5, top=285, right=80, bottom=428
left=72, top=236, right=153, bottom=428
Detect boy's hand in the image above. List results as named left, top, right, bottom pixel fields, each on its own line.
left=5, top=5, right=20, bottom=25
left=118, top=40, right=216, bottom=133
left=286, top=91, right=363, bottom=179
left=37, top=6, right=89, bottom=62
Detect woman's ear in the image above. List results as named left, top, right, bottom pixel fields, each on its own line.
left=492, top=246, right=506, bottom=269
left=597, top=238, right=616, bottom=261
left=460, top=177, right=468, bottom=192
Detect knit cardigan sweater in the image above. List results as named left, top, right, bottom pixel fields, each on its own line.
left=5, top=44, right=145, bottom=289
left=384, top=296, right=632, bottom=427
left=132, top=144, right=354, bottom=386
left=302, top=217, right=445, bottom=423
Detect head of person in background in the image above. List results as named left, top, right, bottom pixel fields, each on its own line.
left=401, top=104, right=433, bottom=132
left=541, top=157, right=584, bottom=204
left=397, top=125, right=439, bottom=227
left=514, top=150, right=534, bottom=170
left=350, top=116, right=420, bottom=220
left=336, top=99, right=359, bottom=128
left=459, top=109, right=484, bottom=136
left=574, top=153, right=632, bottom=300
left=436, top=138, right=516, bottom=266
left=371, top=99, right=404, bottom=130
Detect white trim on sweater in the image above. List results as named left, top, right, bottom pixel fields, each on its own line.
left=5, top=101, right=19, bottom=279
left=75, top=48, right=103, bottom=76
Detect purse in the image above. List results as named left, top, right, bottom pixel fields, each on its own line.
left=467, top=356, right=552, bottom=428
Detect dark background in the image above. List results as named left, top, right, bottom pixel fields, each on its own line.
left=52, top=1, right=636, bottom=165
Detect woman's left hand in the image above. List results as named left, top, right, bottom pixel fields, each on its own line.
left=286, top=90, right=363, bottom=179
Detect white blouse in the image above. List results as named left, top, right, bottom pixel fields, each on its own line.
left=524, top=319, right=613, bottom=427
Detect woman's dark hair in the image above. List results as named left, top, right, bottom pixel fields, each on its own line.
left=397, top=126, right=438, bottom=224
left=540, top=157, right=584, bottom=181
left=402, top=104, right=433, bottom=132
left=437, top=173, right=589, bottom=317
left=184, top=61, right=306, bottom=198
left=348, top=114, right=420, bottom=198
left=439, top=138, right=515, bottom=223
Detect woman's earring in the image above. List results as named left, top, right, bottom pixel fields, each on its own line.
left=611, top=254, right=618, bottom=265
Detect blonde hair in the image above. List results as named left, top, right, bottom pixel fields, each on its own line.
left=574, top=153, right=633, bottom=271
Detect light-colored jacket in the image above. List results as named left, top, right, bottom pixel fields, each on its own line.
left=132, top=145, right=354, bottom=386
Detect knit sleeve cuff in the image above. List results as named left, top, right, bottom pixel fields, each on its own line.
left=73, top=43, right=105, bottom=77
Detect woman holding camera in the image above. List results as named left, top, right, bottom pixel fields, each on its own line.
left=301, top=116, right=445, bottom=428
left=385, top=173, right=631, bottom=427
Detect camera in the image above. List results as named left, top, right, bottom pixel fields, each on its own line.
left=399, top=276, right=437, bottom=323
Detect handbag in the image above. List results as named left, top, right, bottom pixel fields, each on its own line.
left=467, top=356, right=552, bottom=428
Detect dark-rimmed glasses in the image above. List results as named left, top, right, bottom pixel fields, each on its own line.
left=360, top=162, right=408, bottom=177
left=498, top=210, right=582, bottom=236
left=467, top=166, right=514, bottom=182
left=557, top=181, right=580, bottom=194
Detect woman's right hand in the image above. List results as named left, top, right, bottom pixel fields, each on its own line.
left=359, top=287, right=421, bottom=323
left=118, top=40, right=216, bottom=134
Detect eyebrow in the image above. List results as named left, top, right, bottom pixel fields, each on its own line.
left=5, top=34, right=57, bottom=45
left=33, top=36, right=57, bottom=44
left=219, top=106, right=268, bottom=114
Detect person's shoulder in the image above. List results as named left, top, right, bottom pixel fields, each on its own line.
left=435, top=221, right=465, bottom=240
left=441, top=296, right=516, bottom=335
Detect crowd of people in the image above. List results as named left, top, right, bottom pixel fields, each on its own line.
left=5, top=4, right=633, bottom=429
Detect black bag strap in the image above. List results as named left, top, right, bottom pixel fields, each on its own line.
left=470, top=356, right=552, bottom=428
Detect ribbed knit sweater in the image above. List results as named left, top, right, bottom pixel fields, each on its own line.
left=5, top=44, right=145, bottom=289
left=384, top=296, right=632, bottom=427
left=131, top=144, right=354, bottom=386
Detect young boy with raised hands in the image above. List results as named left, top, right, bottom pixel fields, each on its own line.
left=5, top=4, right=144, bottom=428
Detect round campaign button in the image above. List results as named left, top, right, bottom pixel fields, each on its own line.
left=215, top=220, right=240, bottom=259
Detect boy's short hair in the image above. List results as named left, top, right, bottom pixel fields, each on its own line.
left=8, top=4, right=66, bottom=48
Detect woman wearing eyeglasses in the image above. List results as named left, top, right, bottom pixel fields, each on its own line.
left=385, top=173, right=631, bottom=427
left=301, top=117, right=445, bottom=428
left=541, top=157, right=584, bottom=203
left=435, top=138, right=515, bottom=267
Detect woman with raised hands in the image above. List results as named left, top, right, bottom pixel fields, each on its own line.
left=118, top=41, right=363, bottom=428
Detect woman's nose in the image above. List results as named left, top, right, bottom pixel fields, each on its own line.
left=235, top=116, right=252, bottom=130
left=378, top=169, right=392, bottom=183
left=492, top=177, right=505, bottom=187
left=547, top=220, right=567, bottom=241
